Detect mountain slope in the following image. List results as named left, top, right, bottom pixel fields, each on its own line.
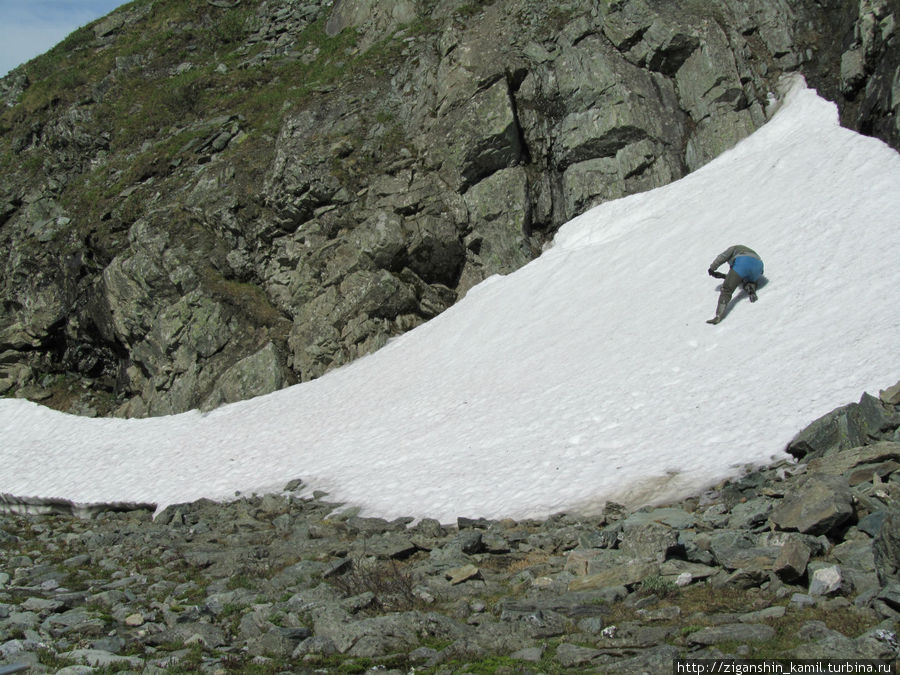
left=2, top=0, right=897, bottom=418
left=1, top=77, right=898, bottom=523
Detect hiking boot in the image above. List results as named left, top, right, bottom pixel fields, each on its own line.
left=743, top=282, right=758, bottom=302
left=707, top=297, right=729, bottom=325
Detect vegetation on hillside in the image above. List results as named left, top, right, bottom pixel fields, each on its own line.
left=0, top=0, right=432, bottom=263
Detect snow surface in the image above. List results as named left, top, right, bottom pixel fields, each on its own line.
left=1, top=76, right=898, bottom=523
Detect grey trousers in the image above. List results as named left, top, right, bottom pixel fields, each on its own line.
left=714, top=268, right=756, bottom=318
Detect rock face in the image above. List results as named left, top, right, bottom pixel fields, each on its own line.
left=0, top=0, right=897, bottom=416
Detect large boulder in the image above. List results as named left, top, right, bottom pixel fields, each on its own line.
left=708, top=530, right=780, bottom=572
left=770, top=475, right=855, bottom=536
left=787, top=393, right=899, bottom=459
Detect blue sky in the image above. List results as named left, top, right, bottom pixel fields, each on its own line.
left=0, top=0, right=125, bottom=76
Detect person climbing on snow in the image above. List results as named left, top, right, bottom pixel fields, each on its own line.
left=706, top=244, right=764, bottom=325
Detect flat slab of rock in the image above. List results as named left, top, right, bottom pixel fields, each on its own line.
left=770, top=475, right=854, bottom=534
left=568, top=560, right=658, bottom=591
left=808, top=441, right=900, bottom=479
left=445, top=564, right=481, bottom=585
left=688, top=623, right=777, bottom=646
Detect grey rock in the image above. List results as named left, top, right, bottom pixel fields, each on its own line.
left=21, top=597, right=64, bottom=613
left=809, top=565, right=843, bottom=596
left=787, top=394, right=897, bottom=460
left=445, top=564, right=481, bottom=585
left=286, top=268, right=417, bottom=380
left=854, top=627, right=900, bottom=660
left=618, top=519, right=680, bottom=562
left=708, top=530, right=779, bottom=572
left=0, top=638, right=41, bottom=660
left=264, top=110, right=343, bottom=231
left=248, top=626, right=311, bottom=658
left=145, top=621, right=226, bottom=648
left=325, top=0, right=417, bottom=45
left=882, top=381, right=900, bottom=406
left=356, top=532, right=419, bottom=560
left=499, top=603, right=572, bottom=639
left=688, top=622, right=777, bottom=646
left=408, top=645, right=440, bottom=664
left=674, top=17, right=759, bottom=170
left=510, top=645, right=545, bottom=661
left=577, top=616, right=605, bottom=633
left=860, top=510, right=890, bottom=537
left=433, top=78, right=523, bottom=191
left=54, top=667, right=95, bottom=675
left=791, top=593, right=817, bottom=608
left=770, top=475, right=854, bottom=535
left=874, top=508, right=900, bottom=584
left=786, top=620, right=858, bottom=657
left=659, top=559, right=719, bottom=583
left=876, top=584, right=900, bottom=611
left=293, top=635, right=338, bottom=658
left=554, top=642, right=602, bottom=668
left=739, top=606, right=786, bottom=623
left=604, top=644, right=681, bottom=673
left=728, top=497, right=774, bottom=530
left=403, top=215, right=465, bottom=287
left=807, top=441, right=900, bottom=482
left=41, top=608, right=105, bottom=637
left=842, top=47, right=868, bottom=95
left=325, top=610, right=464, bottom=658
left=567, top=557, right=658, bottom=591
left=59, top=648, right=143, bottom=669
left=831, top=537, right=876, bottom=574
left=774, top=536, right=812, bottom=582
left=202, top=342, right=291, bottom=411
left=455, top=529, right=484, bottom=555
left=460, top=167, right=533, bottom=291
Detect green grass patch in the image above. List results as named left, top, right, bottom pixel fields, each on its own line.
left=226, top=572, right=255, bottom=590
left=608, top=580, right=885, bottom=660
left=637, top=574, right=679, bottom=598
left=37, top=648, right=77, bottom=670
left=327, top=558, right=422, bottom=613
left=294, top=654, right=411, bottom=674
left=739, top=604, right=883, bottom=658
left=11, top=30, right=114, bottom=116
left=425, top=649, right=574, bottom=675
left=0, top=0, right=440, bottom=213
left=200, top=268, right=288, bottom=333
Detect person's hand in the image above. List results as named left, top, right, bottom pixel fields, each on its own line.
left=708, top=268, right=717, bottom=277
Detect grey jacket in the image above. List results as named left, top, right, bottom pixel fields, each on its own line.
left=709, top=245, right=761, bottom=272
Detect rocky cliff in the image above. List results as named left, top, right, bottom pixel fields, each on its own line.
left=1, top=0, right=897, bottom=417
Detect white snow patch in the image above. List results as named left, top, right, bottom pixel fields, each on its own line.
left=1, top=76, right=898, bottom=523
